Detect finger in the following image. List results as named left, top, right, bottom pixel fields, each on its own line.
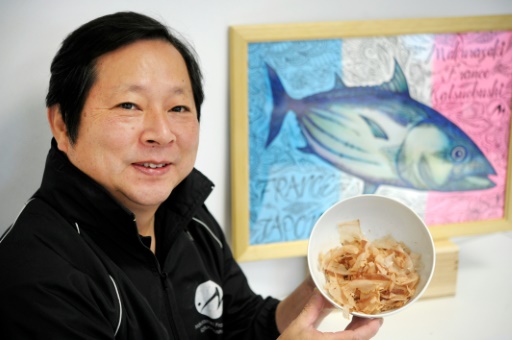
left=345, top=316, right=382, bottom=330
left=345, top=317, right=383, bottom=339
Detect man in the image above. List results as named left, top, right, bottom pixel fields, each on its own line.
left=0, top=12, right=382, bottom=339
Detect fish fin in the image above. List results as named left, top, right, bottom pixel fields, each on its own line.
left=265, top=64, right=291, bottom=147
left=362, top=182, right=379, bottom=194
left=376, top=59, right=410, bottom=96
left=298, top=144, right=316, bottom=154
left=333, top=74, right=347, bottom=89
left=361, top=115, right=389, bottom=140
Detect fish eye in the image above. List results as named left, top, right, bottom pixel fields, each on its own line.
left=451, top=146, right=467, bottom=162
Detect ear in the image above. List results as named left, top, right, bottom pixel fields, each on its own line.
left=47, top=105, right=71, bottom=154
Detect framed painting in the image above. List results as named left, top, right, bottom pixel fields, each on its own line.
left=229, top=15, right=512, bottom=261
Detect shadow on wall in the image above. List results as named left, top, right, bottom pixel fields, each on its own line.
left=0, top=102, right=52, bottom=234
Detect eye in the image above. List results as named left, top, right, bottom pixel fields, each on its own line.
left=119, top=102, right=137, bottom=110
left=451, top=146, right=467, bottom=162
left=170, top=105, right=189, bottom=113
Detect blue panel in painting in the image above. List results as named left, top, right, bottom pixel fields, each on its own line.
left=248, top=40, right=343, bottom=245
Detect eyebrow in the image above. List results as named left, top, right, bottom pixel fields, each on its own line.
left=116, top=84, right=188, bottom=96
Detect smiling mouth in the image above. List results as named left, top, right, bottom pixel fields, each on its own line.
left=139, top=162, right=169, bottom=169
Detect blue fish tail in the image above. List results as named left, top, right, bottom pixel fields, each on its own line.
left=265, top=64, right=291, bottom=147
left=363, top=182, right=379, bottom=194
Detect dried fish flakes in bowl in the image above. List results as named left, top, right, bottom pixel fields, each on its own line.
left=307, top=195, right=435, bottom=318
left=319, top=219, right=421, bottom=317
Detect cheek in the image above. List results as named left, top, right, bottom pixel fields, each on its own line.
left=100, top=119, right=139, bottom=149
left=75, top=122, right=132, bottom=166
left=174, top=125, right=199, bottom=172
left=180, top=124, right=200, bottom=154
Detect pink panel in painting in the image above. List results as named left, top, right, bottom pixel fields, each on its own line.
left=426, top=31, right=512, bottom=226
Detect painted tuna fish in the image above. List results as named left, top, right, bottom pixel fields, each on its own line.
left=265, top=61, right=496, bottom=194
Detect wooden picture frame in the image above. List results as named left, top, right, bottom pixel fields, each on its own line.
left=229, top=15, right=512, bottom=262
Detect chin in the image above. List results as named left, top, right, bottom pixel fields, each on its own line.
left=141, top=193, right=173, bottom=207
left=123, top=190, right=173, bottom=209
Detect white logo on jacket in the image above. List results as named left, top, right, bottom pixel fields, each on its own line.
left=195, top=280, right=223, bottom=319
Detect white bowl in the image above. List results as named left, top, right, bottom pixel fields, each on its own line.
left=307, top=194, right=436, bottom=318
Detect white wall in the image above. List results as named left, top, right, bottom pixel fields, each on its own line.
left=1, top=0, right=510, bottom=299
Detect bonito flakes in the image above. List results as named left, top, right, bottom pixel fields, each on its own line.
left=319, top=219, right=420, bottom=317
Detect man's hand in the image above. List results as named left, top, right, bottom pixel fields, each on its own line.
left=278, top=290, right=383, bottom=339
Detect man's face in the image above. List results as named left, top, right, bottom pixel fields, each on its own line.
left=58, top=39, right=199, bottom=215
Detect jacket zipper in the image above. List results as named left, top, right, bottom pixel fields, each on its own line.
left=157, top=265, right=180, bottom=339
left=136, top=226, right=181, bottom=339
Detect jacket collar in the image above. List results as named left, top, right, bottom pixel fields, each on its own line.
left=35, top=139, right=214, bottom=258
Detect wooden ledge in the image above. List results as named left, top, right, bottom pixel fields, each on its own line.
left=421, top=239, right=459, bottom=299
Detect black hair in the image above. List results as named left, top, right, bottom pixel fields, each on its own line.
left=46, top=11, right=204, bottom=144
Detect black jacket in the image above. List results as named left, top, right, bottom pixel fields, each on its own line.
left=0, top=140, right=280, bottom=339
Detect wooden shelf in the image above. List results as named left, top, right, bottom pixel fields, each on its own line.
left=421, top=239, right=459, bottom=299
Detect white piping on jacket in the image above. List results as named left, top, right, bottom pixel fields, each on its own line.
left=109, top=275, right=123, bottom=337
left=1, top=203, right=123, bottom=336
left=74, top=222, right=122, bottom=336
left=192, top=217, right=223, bottom=249
left=0, top=198, right=35, bottom=245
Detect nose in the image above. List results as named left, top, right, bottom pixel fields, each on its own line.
left=141, top=110, right=176, bottom=146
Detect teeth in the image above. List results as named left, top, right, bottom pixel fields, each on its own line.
left=143, top=163, right=166, bottom=168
